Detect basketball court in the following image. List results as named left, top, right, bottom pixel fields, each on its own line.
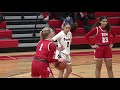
left=0, top=12, right=120, bottom=78
left=0, top=48, right=120, bottom=78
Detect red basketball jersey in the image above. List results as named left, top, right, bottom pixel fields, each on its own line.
left=85, top=26, right=116, bottom=46
left=95, top=26, right=113, bottom=45
left=35, top=39, right=58, bottom=63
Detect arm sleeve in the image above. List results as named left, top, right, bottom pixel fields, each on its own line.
left=85, top=28, right=97, bottom=46
left=47, top=42, right=58, bottom=63
left=111, top=29, right=117, bottom=44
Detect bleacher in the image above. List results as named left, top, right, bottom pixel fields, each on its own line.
left=0, top=19, right=18, bottom=49
left=0, top=12, right=120, bottom=52
left=0, top=21, right=6, bottom=29
left=48, top=12, right=120, bottom=47
left=0, top=12, right=47, bottom=52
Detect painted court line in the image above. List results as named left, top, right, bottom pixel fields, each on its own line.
left=71, top=73, right=84, bottom=78
left=1, top=50, right=120, bottom=60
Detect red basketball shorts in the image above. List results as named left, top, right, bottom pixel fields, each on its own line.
left=94, top=45, right=112, bottom=59
left=31, top=60, right=53, bottom=78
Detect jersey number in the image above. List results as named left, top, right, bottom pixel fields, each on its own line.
left=39, top=43, right=43, bottom=51
left=102, top=37, right=108, bottom=43
left=67, top=42, right=69, bottom=47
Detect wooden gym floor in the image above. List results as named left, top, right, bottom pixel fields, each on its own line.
left=0, top=48, right=120, bottom=78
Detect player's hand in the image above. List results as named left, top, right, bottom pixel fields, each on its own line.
left=58, top=58, right=65, bottom=63
left=91, top=44, right=98, bottom=49
left=109, top=44, right=113, bottom=48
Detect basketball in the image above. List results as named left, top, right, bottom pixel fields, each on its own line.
left=54, top=62, right=67, bottom=70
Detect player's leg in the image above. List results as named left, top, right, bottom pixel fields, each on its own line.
left=31, top=60, right=40, bottom=78
left=64, top=63, right=72, bottom=78
left=54, top=50, right=64, bottom=78
left=63, top=55, right=72, bottom=78
left=104, top=46, right=114, bottom=78
left=49, top=67, right=54, bottom=78
left=95, top=59, right=103, bottom=78
left=58, top=70, right=64, bottom=78
left=104, top=58, right=114, bottom=78
left=40, top=65, right=54, bottom=78
left=49, top=73, right=54, bottom=78
left=94, top=46, right=104, bottom=78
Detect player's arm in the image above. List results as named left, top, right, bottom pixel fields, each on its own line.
left=47, top=43, right=59, bottom=63
left=109, top=29, right=117, bottom=48
left=51, top=32, right=64, bottom=51
left=111, top=29, right=117, bottom=44
left=70, top=32, right=72, bottom=45
left=85, top=28, right=97, bottom=46
left=47, top=43, right=65, bottom=63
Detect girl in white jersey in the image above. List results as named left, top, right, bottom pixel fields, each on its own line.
left=51, top=23, right=72, bottom=78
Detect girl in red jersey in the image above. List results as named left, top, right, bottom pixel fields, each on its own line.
left=31, top=27, right=65, bottom=78
left=85, top=16, right=116, bottom=78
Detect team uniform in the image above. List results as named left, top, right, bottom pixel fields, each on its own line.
left=31, top=39, right=59, bottom=78
left=52, top=30, right=72, bottom=64
left=85, top=26, right=116, bottom=59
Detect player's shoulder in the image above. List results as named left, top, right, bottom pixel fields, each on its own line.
left=59, top=30, right=64, bottom=34
left=90, top=26, right=98, bottom=32
left=49, top=41, right=56, bottom=47
left=56, top=30, right=64, bottom=37
left=54, top=30, right=63, bottom=36
left=92, top=26, right=98, bottom=30
left=37, top=40, right=42, bottom=44
left=67, top=31, right=72, bottom=35
left=49, top=41, right=55, bottom=45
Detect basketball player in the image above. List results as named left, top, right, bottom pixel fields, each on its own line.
left=85, top=16, right=116, bottom=78
left=31, top=27, right=65, bottom=78
left=51, top=23, right=72, bottom=78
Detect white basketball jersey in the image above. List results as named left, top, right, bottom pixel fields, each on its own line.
left=52, top=30, right=72, bottom=55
